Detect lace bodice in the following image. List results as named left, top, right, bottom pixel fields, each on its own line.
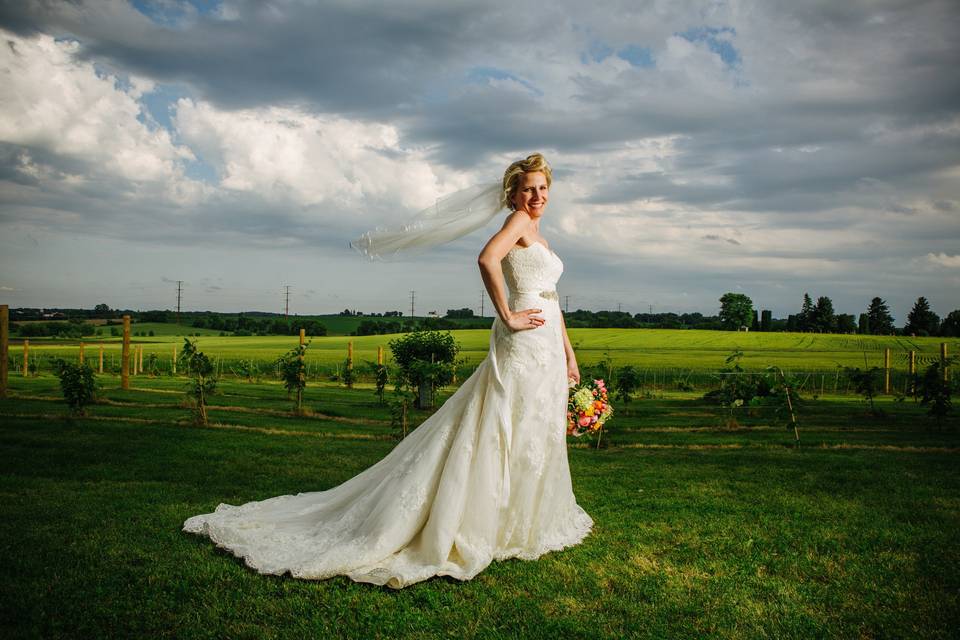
left=501, top=242, right=563, bottom=294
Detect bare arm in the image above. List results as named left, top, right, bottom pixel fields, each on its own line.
left=559, top=310, right=580, bottom=384
left=478, top=212, right=546, bottom=332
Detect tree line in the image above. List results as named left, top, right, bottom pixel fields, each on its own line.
left=719, top=293, right=959, bottom=336
left=9, top=295, right=959, bottom=337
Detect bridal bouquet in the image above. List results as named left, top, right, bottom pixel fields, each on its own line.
left=567, top=379, right=613, bottom=438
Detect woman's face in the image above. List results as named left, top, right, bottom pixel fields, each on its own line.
left=512, top=171, right=549, bottom=217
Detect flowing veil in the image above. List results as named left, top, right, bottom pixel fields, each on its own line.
left=350, top=182, right=504, bottom=259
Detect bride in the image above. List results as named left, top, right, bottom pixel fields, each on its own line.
left=183, top=153, right=594, bottom=589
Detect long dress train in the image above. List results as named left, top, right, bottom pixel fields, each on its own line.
left=182, top=242, right=593, bottom=588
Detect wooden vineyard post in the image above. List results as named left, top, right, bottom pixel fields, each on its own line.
left=98, top=344, right=104, bottom=374
left=79, top=342, right=85, bottom=365
left=0, top=304, right=7, bottom=397
left=883, top=348, right=891, bottom=394
left=172, top=345, right=177, bottom=374
left=138, top=345, right=144, bottom=374
left=22, top=339, right=29, bottom=377
left=909, top=350, right=916, bottom=398
left=377, top=346, right=383, bottom=365
left=297, top=329, right=305, bottom=410
left=121, top=315, right=130, bottom=389
left=346, top=340, right=354, bottom=389
left=941, top=342, right=949, bottom=383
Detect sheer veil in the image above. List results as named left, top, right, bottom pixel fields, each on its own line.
left=350, top=182, right=505, bottom=260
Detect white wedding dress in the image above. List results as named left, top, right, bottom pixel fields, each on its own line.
left=183, top=242, right=593, bottom=588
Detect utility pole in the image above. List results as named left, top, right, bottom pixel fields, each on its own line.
left=176, top=280, right=183, bottom=327
left=409, top=290, right=415, bottom=319
left=284, top=285, right=291, bottom=317
left=480, top=290, right=485, bottom=318
left=564, top=295, right=570, bottom=314
left=617, top=302, right=622, bottom=313
left=649, top=304, right=654, bottom=314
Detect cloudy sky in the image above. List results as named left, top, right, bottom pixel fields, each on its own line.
left=1, top=0, right=958, bottom=322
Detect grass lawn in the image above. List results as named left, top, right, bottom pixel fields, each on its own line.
left=1, top=374, right=958, bottom=639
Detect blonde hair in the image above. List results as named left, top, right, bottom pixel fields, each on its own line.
left=500, top=152, right=553, bottom=210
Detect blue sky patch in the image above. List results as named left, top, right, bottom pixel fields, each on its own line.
left=131, top=0, right=222, bottom=26
left=678, top=26, right=741, bottom=66
left=616, top=45, right=655, bottom=68
left=584, top=40, right=614, bottom=64
left=138, top=83, right=190, bottom=132
left=183, top=156, right=219, bottom=183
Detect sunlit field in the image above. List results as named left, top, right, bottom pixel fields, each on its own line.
left=11, top=326, right=956, bottom=380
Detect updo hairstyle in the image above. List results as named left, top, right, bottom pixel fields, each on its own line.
left=500, top=152, right=553, bottom=211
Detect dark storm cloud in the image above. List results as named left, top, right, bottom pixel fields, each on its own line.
left=0, top=0, right=507, bottom=115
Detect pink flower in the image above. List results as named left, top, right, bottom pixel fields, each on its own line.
left=578, top=415, right=592, bottom=427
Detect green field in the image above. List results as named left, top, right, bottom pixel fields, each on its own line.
left=1, top=372, right=957, bottom=638
left=10, top=328, right=957, bottom=395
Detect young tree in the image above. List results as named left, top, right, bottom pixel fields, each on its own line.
left=917, top=357, right=955, bottom=430
left=866, top=297, right=895, bottom=335
left=389, top=330, right=460, bottom=409
left=276, top=343, right=309, bottom=413
left=54, top=360, right=98, bottom=416
left=613, top=365, right=643, bottom=403
left=718, top=293, right=753, bottom=330
left=177, top=338, right=218, bottom=425
left=799, top=293, right=814, bottom=332
left=811, top=296, right=836, bottom=333
left=904, top=296, right=940, bottom=336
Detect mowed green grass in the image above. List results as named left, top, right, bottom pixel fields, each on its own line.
left=1, top=373, right=958, bottom=638
left=12, top=327, right=958, bottom=374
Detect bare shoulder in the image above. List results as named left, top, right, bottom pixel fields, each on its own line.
left=479, top=210, right=534, bottom=261
left=500, top=210, right=535, bottom=232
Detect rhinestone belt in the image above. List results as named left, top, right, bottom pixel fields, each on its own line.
left=539, top=290, right=559, bottom=301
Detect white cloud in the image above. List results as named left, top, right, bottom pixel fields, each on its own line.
left=926, top=253, right=960, bottom=268
left=173, top=99, right=446, bottom=212
left=0, top=32, right=194, bottom=185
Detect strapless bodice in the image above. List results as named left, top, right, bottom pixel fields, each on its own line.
left=501, top=242, right=563, bottom=296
